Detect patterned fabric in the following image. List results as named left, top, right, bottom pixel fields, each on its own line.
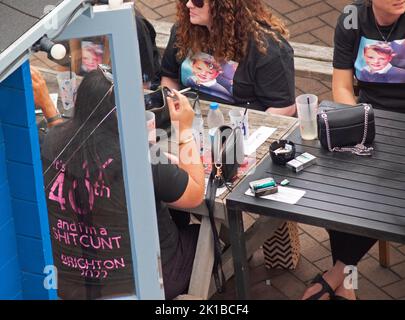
left=263, top=221, right=300, bottom=269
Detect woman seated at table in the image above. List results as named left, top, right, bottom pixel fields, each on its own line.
left=40, top=68, right=205, bottom=299
left=49, top=0, right=161, bottom=89
left=160, top=0, right=296, bottom=116
left=302, top=0, right=405, bottom=301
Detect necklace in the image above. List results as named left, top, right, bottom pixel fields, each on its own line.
left=374, top=18, right=399, bottom=43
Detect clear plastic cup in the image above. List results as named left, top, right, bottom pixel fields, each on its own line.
left=145, top=111, right=156, bottom=144
left=56, top=71, right=77, bottom=117
left=229, top=109, right=249, bottom=140
left=296, top=94, right=318, bottom=140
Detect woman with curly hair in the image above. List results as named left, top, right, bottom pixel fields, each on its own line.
left=161, top=0, right=296, bottom=115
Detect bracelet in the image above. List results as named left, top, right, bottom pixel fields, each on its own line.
left=178, top=136, right=194, bottom=145
left=46, top=113, right=62, bottom=124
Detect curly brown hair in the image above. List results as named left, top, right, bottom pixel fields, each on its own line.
left=175, top=0, right=289, bottom=62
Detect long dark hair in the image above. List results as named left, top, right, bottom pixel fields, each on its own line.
left=45, top=70, right=122, bottom=298
left=49, top=70, right=119, bottom=215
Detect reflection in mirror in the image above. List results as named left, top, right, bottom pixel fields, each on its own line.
left=37, top=50, right=137, bottom=299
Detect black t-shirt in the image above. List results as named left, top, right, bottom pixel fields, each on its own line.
left=54, top=14, right=161, bottom=85
left=161, top=25, right=295, bottom=111
left=334, top=1, right=405, bottom=112
left=41, top=122, right=188, bottom=299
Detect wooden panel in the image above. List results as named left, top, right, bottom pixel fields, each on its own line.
left=0, top=60, right=32, bottom=90
left=0, top=219, right=18, bottom=269
left=0, top=143, right=7, bottom=184
left=21, top=272, right=50, bottom=300
left=12, top=199, right=42, bottom=238
left=2, top=123, right=37, bottom=164
left=16, top=235, right=45, bottom=274
left=0, top=182, right=12, bottom=227
left=188, top=217, right=219, bottom=299
left=0, top=257, right=22, bottom=299
left=0, top=65, right=35, bottom=127
left=7, top=161, right=37, bottom=202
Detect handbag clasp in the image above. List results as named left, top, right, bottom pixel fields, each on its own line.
left=214, top=163, right=223, bottom=180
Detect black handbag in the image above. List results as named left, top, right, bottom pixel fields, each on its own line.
left=205, top=125, right=244, bottom=293
left=144, top=87, right=171, bottom=129
left=317, top=102, right=375, bottom=156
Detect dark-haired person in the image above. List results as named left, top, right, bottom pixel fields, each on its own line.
left=40, top=68, right=204, bottom=299
left=161, top=0, right=296, bottom=116
left=333, top=0, right=405, bottom=111
left=302, top=0, right=405, bottom=301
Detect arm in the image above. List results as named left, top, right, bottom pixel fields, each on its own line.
left=161, top=76, right=180, bottom=91
left=167, top=90, right=205, bottom=208
left=332, top=68, right=357, bottom=106
left=266, top=104, right=296, bottom=116
left=30, top=67, right=63, bottom=128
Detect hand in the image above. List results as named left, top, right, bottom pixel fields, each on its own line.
left=167, top=89, right=195, bottom=137
left=30, top=67, right=52, bottom=110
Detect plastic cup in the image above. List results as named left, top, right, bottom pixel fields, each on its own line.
left=145, top=111, right=156, bottom=144
left=56, top=71, right=77, bottom=117
left=229, top=109, right=249, bottom=140
left=296, top=94, right=318, bottom=140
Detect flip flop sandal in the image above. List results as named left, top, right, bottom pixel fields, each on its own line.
left=305, top=273, right=335, bottom=300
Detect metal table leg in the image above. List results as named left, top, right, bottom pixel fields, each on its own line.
left=228, top=207, right=250, bottom=299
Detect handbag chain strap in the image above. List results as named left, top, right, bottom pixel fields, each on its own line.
left=321, top=104, right=374, bottom=156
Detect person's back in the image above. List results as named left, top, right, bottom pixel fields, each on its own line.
left=41, top=70, right=204, bottom=299
left=41, top=71, right=134, bottom=299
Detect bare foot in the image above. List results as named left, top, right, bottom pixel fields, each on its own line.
left=302, top=283, right=332, bottom=300
left=302, top=273, right=337, bottom=300
left=334, top=284, right=357, bottom=300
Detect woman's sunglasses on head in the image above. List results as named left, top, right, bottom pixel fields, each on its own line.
left=184, top=0, right=205, bottom=9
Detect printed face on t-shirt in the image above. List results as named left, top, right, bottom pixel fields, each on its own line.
left=191, top=59, right=221, bottom=83
left=81, top=41, right=103, bottom=73
left=355, top=37, right=405, bottom=83
left=364, top=47, right=393, bottom=72
left=181, top=52, right=238, bottom=103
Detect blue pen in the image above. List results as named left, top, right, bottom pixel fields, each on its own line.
left=241, top=106, right=248, bottom=138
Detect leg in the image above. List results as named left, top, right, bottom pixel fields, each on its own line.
left=302, top=230, right=377, bottom=300
left=228, top=207, right=250, bottom=299
left=329, top=230, right=378, bottom=300
left=329, top=230, right=377, bottom=266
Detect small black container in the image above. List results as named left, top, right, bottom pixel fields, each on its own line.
left=269, top=140, right=296, bottom=165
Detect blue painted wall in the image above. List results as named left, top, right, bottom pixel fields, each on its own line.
left=0, top=120, right=22, bottom=299
left=0, top=61, right=56, bottom=299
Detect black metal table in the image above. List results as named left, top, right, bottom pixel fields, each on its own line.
left=226, top=109, right=405, bottom=299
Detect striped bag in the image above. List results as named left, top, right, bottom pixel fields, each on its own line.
left=263, top=221, right=301, bottom=269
